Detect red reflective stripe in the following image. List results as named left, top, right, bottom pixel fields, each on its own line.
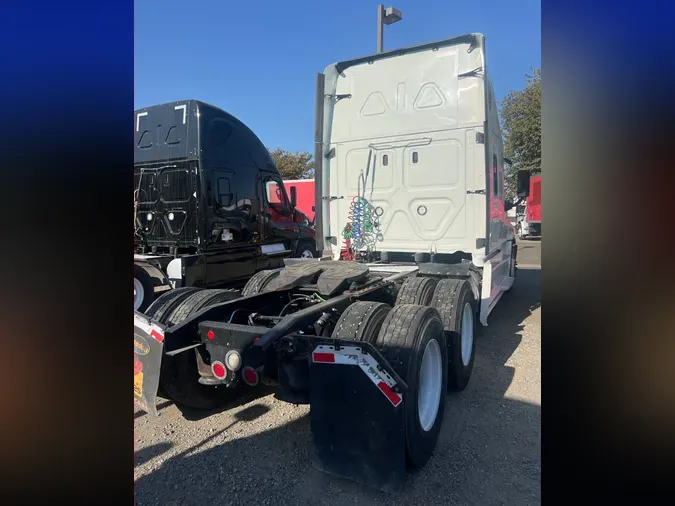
left=377, top=381, right=402, bottom=407
left=313, top=352, right=335, bottom=363
left=150, top=329, right=164, bottom=343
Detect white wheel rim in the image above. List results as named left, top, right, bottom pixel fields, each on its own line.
left=417, top=338, right=443, bottom=432
left=300, top=249, right=314, bottom=258
left=461, top=302, right=474, bottom=366
left=134, top=278, right=144, bottom=311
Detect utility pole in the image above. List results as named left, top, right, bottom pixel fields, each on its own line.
left=376, top=5, right=403, bottom=53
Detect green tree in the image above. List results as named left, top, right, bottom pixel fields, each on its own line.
left=500, top=67, right=541, bottom=199
left=268, top=147, right=315, bottom=180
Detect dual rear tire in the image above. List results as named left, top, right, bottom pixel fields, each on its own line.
left=332, top=279, right=476, bottom=471
left=331, top=301, right=448, bottom=469
left=396, top=275, right=477, bottom=392
left=143, top=288, right=242, bottom=410
left=430, top=279, right=477, bottom=392
left=241, top=269, right=281, bottom=297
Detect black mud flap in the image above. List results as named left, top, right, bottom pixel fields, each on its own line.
left=309, top=341, right=407, bottom=493
left=134, top=311, right=165, bottom=416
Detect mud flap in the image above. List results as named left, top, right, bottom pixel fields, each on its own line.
left=309, top=342, right=407, bottom=492
left=134, top=311, right=165, bottom=416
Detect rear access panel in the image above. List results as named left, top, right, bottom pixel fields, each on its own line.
left=309, top=342, right=407, bottom=492
left=324, top=36, right=485, bottom=256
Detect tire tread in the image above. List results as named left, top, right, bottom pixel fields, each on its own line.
left=396, top=276, right=437, bottom=306
left=332, top=301, right=391, bottom=343
left=165, top=289, right=240, bottom=326
left=144, top=287, right=200, bottom=322
left=242, top=269, right=280, bottom=297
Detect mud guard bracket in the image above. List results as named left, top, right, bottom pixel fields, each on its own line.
left=308, top=341, right=407, bottom=492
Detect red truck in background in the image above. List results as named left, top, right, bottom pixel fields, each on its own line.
left=265, top=179, right=317, bottom=258
left=516, top=174, right=541, bottom=239
left=282, top=179, right=315, bottom=224
left=265, top=179, right=314, bottom=226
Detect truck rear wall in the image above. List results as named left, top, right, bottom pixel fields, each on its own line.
left=322, top=35, right=491, bottom=258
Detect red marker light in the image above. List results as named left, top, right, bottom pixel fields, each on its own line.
left=150, top=328, right=164, bottom=342
left=312, top=352, right=335, bottom=363
left=242, top=367, right=259, bottom=386
left=207, top=330, right=215, bottom=340
left=212, top=361, right=226, bottom=379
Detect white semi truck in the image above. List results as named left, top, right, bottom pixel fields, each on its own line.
left=134, top=33, right=530, bottom=491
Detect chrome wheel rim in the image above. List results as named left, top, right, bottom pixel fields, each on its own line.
left=461, top=302, right=474, bottom=366
left=417, top=338, right=443, bottom=432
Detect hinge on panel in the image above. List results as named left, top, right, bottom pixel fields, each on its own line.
left=322, top=196, right=344, bottom=201
left=475, top=132, right=485, bottom=144
left=467, top=189, right=486, bottom=195
left=335, top=94, right=352, bottom=102
left=325, top=147, right=336, bottom=159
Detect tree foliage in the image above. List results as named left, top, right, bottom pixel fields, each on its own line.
left=500, top=68, right=541, bottom=199
left=268, top=147, right=314, bottom=180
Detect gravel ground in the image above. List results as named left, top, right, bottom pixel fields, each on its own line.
left=135, top=249, right=541, bottom=506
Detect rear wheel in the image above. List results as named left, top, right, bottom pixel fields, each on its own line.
left=430, top=279, right=476, bottom=392
left=163, top=289, right=240, bottom=326
left=134, top=266, right=155, bottom=312
left=396, top=276, right=437, bottom=306
left=142, top=287, right=201, bottom=399
left=159, top=289, right=243, bottom=410
left=374, top=304, right=447, bottom=469
left=331, top=301, right=392, bottom=343
left=242, top=269, right=280, bottom=297
left=144, top=287, right=199, bottom=320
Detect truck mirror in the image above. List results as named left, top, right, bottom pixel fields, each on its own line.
left=516, top=170, right=531, bottom=198
left=289, top=186, right=297, bottom=208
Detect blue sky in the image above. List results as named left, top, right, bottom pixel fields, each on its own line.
left=135, top=0, right=540, bottom=153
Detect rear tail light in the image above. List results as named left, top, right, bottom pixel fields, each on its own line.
left=225, top=350, right=242, bottom=371
left=241, top=367, right=259, bottom=387
left=211, top=361, right=226, bottom=379
left=206, top=330, right=215, bottom=340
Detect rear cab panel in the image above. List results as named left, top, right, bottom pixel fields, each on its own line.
left=135, top=100, right=297, bottom=285
left=320, top=34, right=492, bottom=263
left=134, top=101, right=201, bottom=249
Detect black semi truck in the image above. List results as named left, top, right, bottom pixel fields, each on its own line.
left=133, top=100, right=316, bottom=311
